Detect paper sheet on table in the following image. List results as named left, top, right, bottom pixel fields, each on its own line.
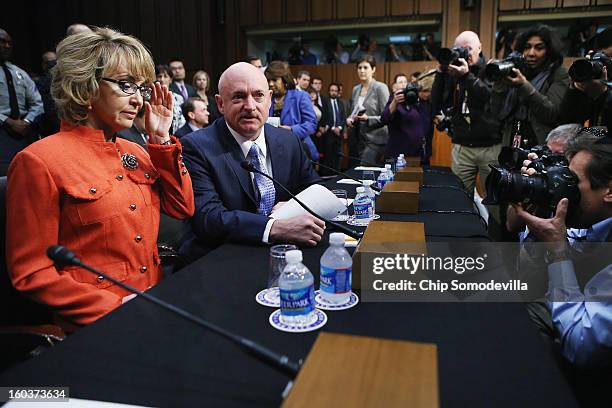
left=354, top=166, right=386, bottom=172
left=336, top=178, right=364, bottom=186
left=271, top=184, right=347, bottom=220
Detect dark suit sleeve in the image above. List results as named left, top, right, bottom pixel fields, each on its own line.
left=181, top=135, right=269, bottom=245
left=293, top=134, right=322, bottom=191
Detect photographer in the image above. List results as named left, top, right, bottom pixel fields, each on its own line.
left=381, top=73, right=425, bottom=158
left=431, top=31, right=502, bottom=197
left=515, top=129, right=612, bottom=369
left=491, top=24, right=570, bottom=147
left=557, top=30, right=612, bottom=132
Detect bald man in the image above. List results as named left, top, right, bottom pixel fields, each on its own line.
left=179, top=62, right=323, bottom=260
left=66, top=23, right=91, bottom=36
left=431, top=30, right=502, bottom=200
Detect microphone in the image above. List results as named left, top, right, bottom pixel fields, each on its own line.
left=240, top=161, right=363, bottom=239
left=47, top=245, right=301, bottom=378
left=310, top=160, right=381, bottom=193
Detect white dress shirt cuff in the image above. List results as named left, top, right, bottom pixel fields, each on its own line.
left=262, top=218, right=276, bottom=244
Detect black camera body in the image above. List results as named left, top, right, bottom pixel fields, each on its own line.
left=437, top=47, right=470, bottom=67
left=402, top=83, right=420, bottom=106
left=483, top=164, right=580, bottom=214
left=569, top=52, right=612, bottom=82
left=527, top=154, right=568, bottom=173
left=498, top=145, right=551, bottom=170
left=435, top=108, right=453, bottom=132
left=485, top=51, right=527, bottom=81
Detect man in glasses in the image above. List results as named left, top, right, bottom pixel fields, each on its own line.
left=0, top=28, right=43, bottom=175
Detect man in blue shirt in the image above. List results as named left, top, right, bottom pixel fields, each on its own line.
left=515, top=130, right=612, bottom=368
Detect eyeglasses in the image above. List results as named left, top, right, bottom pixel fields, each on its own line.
left=101, top=77, right=152, bottom=99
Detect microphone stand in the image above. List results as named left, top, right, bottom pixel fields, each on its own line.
left=47, top=246, right=301, bottom=378
left=311, top=160, right=381, bottom=193
left=240, top=162, right=363, bottom=240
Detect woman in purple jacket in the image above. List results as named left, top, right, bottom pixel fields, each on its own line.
left=264, top=61, right=319, bottom=160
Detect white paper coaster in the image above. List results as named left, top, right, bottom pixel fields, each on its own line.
left=269, top=309, right=327, bottom=333
left=314, top=290, right=359, bottom=310
left=346, top=214, right=380, bottom=226
left=255, top=287, right=280, bottom=308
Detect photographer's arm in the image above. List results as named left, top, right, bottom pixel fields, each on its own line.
left=517, top=69, right=571, bottom=126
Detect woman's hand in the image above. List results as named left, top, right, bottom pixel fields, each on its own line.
left=346, top=117, right=354, bottom=128
left=389, top=90, right=405, bottom=113
left=355, top=113, right=369, bottom=122
left=503, top=68, right=527, bottom=87
left=145, top=82, right=173, bottom=143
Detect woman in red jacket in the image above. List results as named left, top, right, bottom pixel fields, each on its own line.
left=6, top=27, right=195, bottom=330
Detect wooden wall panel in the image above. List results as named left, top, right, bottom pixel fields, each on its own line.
left=289, top=65, right=335, bottom=95
left=239, top=0, right=259, bottom=26
left=479, top=0, right=498, bottom=61
left=364, top=1, right=386, bottom=17
left=262, top=0, right=283, bottom=24
left=596, top=0, right=612, bottom=4
left=337, top=0, right=360, bottom=19
left=336, top=64, right=361, bottom=102
left=442, top=0, right=461, bottom=47
left=562, top=0, right=590, bottom=6
left=499, top=0, right=525, bottom=10
left=529, top=0, right=558, bottom=7
left=418, top=0, right=443, bottom=14
left=312, top=0, right=334, bottom=20
left=431, top=129, right=452, bottom=167
left=286, top=0, right=309, bottom=22
left=390, top=0, right=415, bottom=16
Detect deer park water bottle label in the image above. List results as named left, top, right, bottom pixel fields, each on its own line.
left=320, top=266, right=352, bottom=294
left=280, top=286, right=315, bottom=316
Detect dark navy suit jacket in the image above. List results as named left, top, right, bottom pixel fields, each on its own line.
left=179, top=118, right=321, bottom=260
left=175, top=123, right=195, bottom=139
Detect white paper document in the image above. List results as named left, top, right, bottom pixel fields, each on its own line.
left=354, top=166, right=386, bottom=172
left=271, top=184, right=347, bottom=220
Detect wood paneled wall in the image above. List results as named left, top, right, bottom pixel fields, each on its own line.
left=499, top=0, right=611, bottom=10
left=1, top=0, right=226, bottom=92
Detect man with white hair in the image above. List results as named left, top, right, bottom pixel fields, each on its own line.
left=431, top=31, right=502, bottom=198
left=179, top=62, right=324, bottom=261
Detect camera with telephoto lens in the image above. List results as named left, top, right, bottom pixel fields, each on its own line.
left=485, top=51, right=528, bottom=81
left=437, top=46, right=470, bottom=67
left=435, top=108, right=453, bottom=132
left=498, top=145, right=551, bottom=170
left=483, top=164, right=580, bottom=214
left=526, top=154, right=568, bottom=173
left=568, top=52, right=612, bottom=82
left=402, top=83, right=419, bottom=106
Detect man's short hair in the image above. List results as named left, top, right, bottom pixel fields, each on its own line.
left=394, top=73, right=408, bottom=83
left=311, top=75, right=322, bottom=82
left=595, top=27, right=612, bottom=51
left=245, top=55, right=260, bottom=63
left=181, top=97, right=205, bottom=121
left=546, top=124, right=583, bottom=145
left=328, top=82, right=340, bottom=90
left=168, top=58, right=183, bottom=66
left=566, top=127, right=612, bottom=190
left=66, top=23, right=91, bottom=36
left=297, top=70, right=310, bottom=79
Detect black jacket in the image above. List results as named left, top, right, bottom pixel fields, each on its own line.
left=557, top=82, right=612, bottom=131
left=431, top=59, right=502, bottom=147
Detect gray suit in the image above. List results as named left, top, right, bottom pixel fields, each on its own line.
left=350, top=79, right=390, bottom=165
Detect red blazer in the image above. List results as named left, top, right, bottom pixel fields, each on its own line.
left=6, top=123, right=194, bottom=327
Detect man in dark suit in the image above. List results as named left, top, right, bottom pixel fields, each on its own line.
left=180, top=62, right=324, bottom=261
left=117, top=107, right=148, bottom=147
left=168, top=59, right=196, bottom=101
left=175, top=97, right=209, bottom=138
left=318, top=82, right=346, bottom=175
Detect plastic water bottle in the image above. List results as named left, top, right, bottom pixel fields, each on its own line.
left=279, top=250, right=315, bottom=325
left=363, top=180, right=376, bottom=216
left=385, top=164, right=395, bottom=182
left=353, top=186, right=373, bottom=226
left=320, top=233, right=352, bottom=304
left=376, top=168, right=390, bottom=190
left=396, top=154, right=407, bottom=170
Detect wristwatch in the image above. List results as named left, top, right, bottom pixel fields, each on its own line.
left=545, top=247, right=571, bottom=265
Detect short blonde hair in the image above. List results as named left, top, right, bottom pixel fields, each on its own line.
left=192, top=70, right=210, bottom=92
left=51, top=27, right=155, bottom=125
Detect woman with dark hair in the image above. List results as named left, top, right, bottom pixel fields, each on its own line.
left=346, top=55, right=390, bottom=165
left=155, top=64, right=185, bottom=134
left=491, top=24, right=570, bottom=146
left=264, top=60, right=318, bottom=160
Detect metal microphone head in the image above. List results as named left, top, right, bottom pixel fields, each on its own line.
left=240, top=160, right=256, bottom=172
left=47, top=245, right=81, bottom=267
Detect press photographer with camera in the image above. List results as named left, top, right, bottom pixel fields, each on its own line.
left=490, top=25, right=570, bottom=148
left=431, top=31, right=502, bottom=198
left=380, top=73, right=426, bottom=158
left=513, top=129, right=612, bottom=370
left=558, top=28, right=612, bottom=132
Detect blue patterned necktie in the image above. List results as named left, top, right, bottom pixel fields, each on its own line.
left=248, top=143, right=275, bottom=216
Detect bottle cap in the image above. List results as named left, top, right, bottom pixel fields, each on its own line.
left=329, top=232, right=345, bottom=245
left=385, top=164, right=391, bottom=169
left=399, top=153, right=404, bottom=157
left=356, top=186, right=365, bottom=193
left=285, top=250, right=302, bottom=263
